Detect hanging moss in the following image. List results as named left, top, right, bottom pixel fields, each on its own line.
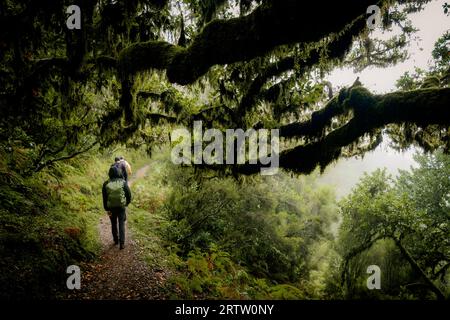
left=234, top=87, right=450, bottom=176
left=118, top=41, right=186, bottom=80
left=280, top=94, right=346, bottom=140
left=119, top=0, right=374, bottom=85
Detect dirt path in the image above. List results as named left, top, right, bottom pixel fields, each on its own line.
left=67, top=165, right=167, bottom=299
left=130, top=165, right=151, bottom=185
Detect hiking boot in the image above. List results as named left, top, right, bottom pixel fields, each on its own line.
left=120, top=244, right=125, bottom=250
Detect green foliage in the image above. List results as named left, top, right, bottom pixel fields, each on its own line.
left=396, top=68, right=426, bottom=91
left=336, top=151, right=450, bottom=299
left=146, top=150, right=338, bottom=297
left=346, top=35, right=410, bottom=73
left=0, top=149, right=118, bottom=299
left=396, top=31, right=450, bottom=91
left=121, top=148, right=341, bottom=299
left=2, top=0, right=447, bottom=178
left=126, top=149, right=174, bottom=271
left=168, top=245, right=306, bottom=299
left=431, top=31, right=450, bottom=72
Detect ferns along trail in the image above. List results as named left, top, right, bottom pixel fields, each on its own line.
left=0, top=0, right=449, bottom=301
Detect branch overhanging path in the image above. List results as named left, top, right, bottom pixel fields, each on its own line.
left=66, top=165, right=167, bottom=300
left=118, top=0, right=375, bottom=85
left=195, top=87, right=450, bottom=175
left=113, top=0, right=449, bottom=176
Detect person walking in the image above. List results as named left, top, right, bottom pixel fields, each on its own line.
left=119, top=156, right=132, bottom=179
left=113, top=156, right=129, bottom=182
left=102, top=165, right=132, bottom=249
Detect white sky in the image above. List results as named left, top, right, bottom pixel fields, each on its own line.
left=318, top=0, right=449, bottom=197
left=327, top=0, right=449, bottom=93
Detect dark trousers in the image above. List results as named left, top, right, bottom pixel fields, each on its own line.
left=110, top=207, right=126, bottom=245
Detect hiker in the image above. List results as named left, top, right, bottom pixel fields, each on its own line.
left=102, top=165, right=132, bottom=249
left=113, top=156, right=128, bottom=181
left=119, top=156, right=132, bottom=179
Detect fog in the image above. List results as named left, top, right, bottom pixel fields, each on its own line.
left=318, top=0, right=447, bottom=198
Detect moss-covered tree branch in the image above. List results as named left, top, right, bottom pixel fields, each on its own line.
left=118, top=0, right=378, bottom=85
left=236, top=17, right=366, bottom=120
left=394, top=237, right=446, bottom=300
left=235, top=87, right=450, bottom=175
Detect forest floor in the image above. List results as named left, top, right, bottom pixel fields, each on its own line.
left=65, top=165, right=169, bottom=299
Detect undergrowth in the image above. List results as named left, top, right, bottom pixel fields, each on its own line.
left=0, top=146, right=149, bottom=299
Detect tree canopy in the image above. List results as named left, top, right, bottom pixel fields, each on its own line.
left=1, top=0, right=449, bottom=175
left=338, top=152, right=449, bottom=299
left=1, top=1, right=449, bottom=301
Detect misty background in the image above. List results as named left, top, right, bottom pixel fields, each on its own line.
left=319, top=0, right=448, bottom=198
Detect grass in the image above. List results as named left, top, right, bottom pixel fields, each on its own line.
left=127, top=150, right=174, bottom=271
left=0, top=147, right=153, bottom=299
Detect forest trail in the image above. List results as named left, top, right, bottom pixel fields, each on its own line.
left=130, top=165, right=151, bottom=186
left=66, top=164, right=167, bottom=299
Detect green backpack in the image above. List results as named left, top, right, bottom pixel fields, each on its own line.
left=106, top=180, right=126, bottom=208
